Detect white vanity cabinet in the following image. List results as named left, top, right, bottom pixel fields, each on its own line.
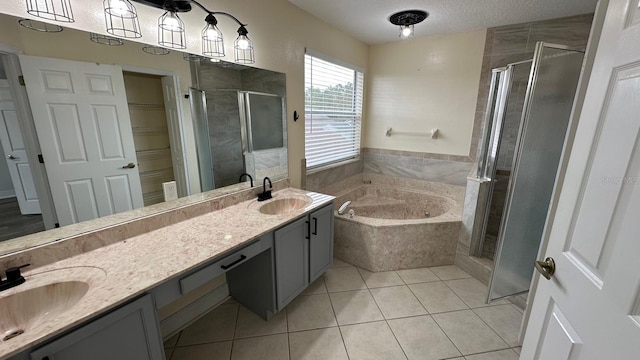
left=26, top=295, right=164, bottom=360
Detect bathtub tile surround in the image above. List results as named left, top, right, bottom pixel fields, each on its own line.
left=164, top=262, right=523, bottom=360
left=326, top=173, right=465, bottom=271
left=305, top=158, right=363, bottom=192
left=364, top=147, right=473, bottom=187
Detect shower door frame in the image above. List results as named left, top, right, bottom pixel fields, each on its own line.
left=487, top=42, right=586, bottom=302
left=473, top=59, right=532, bottom=257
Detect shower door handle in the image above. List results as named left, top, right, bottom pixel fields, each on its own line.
left=535, top=257, right=556, bottom=280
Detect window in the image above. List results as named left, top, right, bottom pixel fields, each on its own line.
left=304, top=51, right=364, bottom=169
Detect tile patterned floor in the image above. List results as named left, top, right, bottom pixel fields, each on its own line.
left=164, top=261, right=522, bottom=360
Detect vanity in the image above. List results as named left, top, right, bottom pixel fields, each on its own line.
left=1, top=188, right=334, bottom=360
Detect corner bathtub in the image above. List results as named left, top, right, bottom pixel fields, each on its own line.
left=333, top=184, right=462, bottom=271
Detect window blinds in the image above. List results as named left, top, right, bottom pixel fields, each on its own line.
left=304, top=53, right=363, bottom=168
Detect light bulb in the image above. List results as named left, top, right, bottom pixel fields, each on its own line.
left=163, top=13, right=180, bottom=31
left=110, top=0, right=129, bottom=16
left=237, top=38, right=249, bottom=50
left=205, top=26, right=218, bottom=39
left=401, top=26, right=413, bottom=38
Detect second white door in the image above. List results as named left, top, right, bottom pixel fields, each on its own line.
left=19, top=55, right=143, bottom=226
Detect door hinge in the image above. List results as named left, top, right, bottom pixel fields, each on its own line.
left=18, top=75, right=25, bottom=86
left=38, top=154, right=44, bottom=163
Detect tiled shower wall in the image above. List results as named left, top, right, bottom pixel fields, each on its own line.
left=471, top=14, right=594, bottom=164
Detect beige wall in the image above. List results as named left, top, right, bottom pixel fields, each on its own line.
left=0, top=0, right=369, bottom=188
left=364, top=30, right=486, bottom=156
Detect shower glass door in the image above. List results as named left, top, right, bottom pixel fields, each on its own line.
left=488, top=43, right=585, bottom=301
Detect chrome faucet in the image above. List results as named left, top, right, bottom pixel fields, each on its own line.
left=0, top=263, right=30, bottom=292
left=338, top=201, right=351, bottom=215
left=239, top=173, right=253, bottom=187
left=258, top=177, right=272, bottom=201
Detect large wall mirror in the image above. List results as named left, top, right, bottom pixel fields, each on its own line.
left=0, top=13, right=288, bottom=256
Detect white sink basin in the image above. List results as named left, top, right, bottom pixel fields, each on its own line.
left=259, top=196, right=312, bottom=215
left=0, top=266, right=105, bottom=342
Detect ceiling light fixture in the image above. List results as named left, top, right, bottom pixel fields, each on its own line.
left=25, top=0, right=74, bottom=22
left=103, top=0, right=142, bottom=38
left=130, top=0, right=255, bottom=64
left=389, top=10, right=428, bottom=39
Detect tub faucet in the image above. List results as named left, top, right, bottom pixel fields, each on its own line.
left=338, top=201, right=351, bottom=215
left=258, top=177, right=272, bottom=201
left=239, top=173, right=253, bottom=187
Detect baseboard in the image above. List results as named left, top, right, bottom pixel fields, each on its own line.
left=160, top=283, right=230, bottom=339
left=0, top=191, right=16, bottom=199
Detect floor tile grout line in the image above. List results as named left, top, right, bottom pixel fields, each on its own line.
left=429, top=311, right=466, bottom=358
left=405, top=282, right=433, bottom=315
left=365, top=285, right=409, bottom=360
left=471, top=305, right=520, bottom=348
left=326, top=281, right=352, bottom=360
left=441, top=278, right=482, bottom=310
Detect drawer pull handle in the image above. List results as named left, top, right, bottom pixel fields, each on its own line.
left=312, top=217, right=318, bottom=235
left=220, top=255, right=247, bottom=270
left=305, top=221, right=310, bottom=239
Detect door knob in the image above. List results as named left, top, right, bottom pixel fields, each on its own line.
left=121, top=162, right=136, bottom=169
left=6, top=154, right=16, bottom=160
left=535, top=257, right=556, bottom=280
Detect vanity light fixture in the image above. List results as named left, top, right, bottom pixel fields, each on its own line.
left=158, top=9, right=187, bottom=49
left=90, top=32, right=124, bottom=46
left=26, top=0, right=74, bottom=22
left=130, top=0, right=255, bottom=64
left=104, top=0, right=142, bottom=38
left=389, top=10, right=428, bottom=39
left=17, top=18, right=63, bottom=32
left=234, top=26, right=254, bottom=64
left=202, top=13, right=224, bottom=57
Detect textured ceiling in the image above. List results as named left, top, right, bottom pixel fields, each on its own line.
left=288, top=0, right=599, bottom=44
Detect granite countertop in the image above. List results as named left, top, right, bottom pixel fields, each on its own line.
left=0, top=188, right=334, bottom=359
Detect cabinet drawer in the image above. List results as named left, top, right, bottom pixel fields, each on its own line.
left=179, top=237, right=267, bottom=295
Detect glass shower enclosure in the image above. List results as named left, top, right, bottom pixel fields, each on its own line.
left=476, top=42, right=586, bottom=302
left=190, top=88, right=286, bottom=192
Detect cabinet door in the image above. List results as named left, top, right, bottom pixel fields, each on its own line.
left=309, top=203, right=334, bottom=282
left=274, top=216, right=309, bottom=310
left=30, top=295, right=164, bottom=360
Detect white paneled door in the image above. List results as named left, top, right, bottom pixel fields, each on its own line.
left=521, top=0, right=640, bottom=358
left=0, top=79, right=40, bottom=214
left=19, top=55, right=143, bottom=226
